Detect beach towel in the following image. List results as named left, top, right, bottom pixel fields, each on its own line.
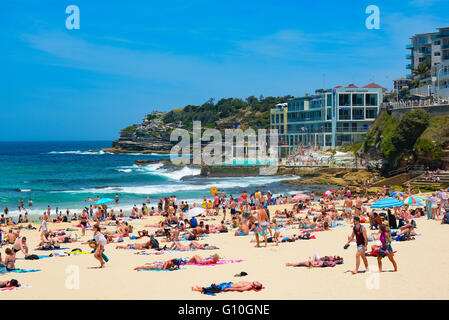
left=0, top=285, right=32, bottom=293
left=7, top=269, right=40, bottom=273
left=137, top=267, right=186, bottom=272
left=187, top=259, right=243, bottom=266
left=36, top=247, right=69, bottom=251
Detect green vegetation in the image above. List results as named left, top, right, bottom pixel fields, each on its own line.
left=412, top=60, right=431, bottom=81
left=121, top=125, right=136, bottom=134
left=362, top=110, right=432, bottom=164
left=163, top=96, right=293, bottom=131
left=414, top=115, right=449, bottom=160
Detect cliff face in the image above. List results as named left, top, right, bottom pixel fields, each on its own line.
left=107, top=111, right=180, bottom=153
left=358, top=110, right=449, bottom=172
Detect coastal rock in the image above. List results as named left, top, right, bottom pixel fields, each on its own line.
left=109, top=111, right=177, bottom=154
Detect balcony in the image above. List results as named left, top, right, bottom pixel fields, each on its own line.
left=443, top=56, right=449, bottom=61
left=336, top=127, right=369, bottom=133
left=431, top=33, right=449, bottom=40
left=406, top=64, right=414, bottom=69
left=442, top=44, right=449, bottom=50
left=406, top=54, right=413, bottom=59
left=406, top=74, right=412, bottom=79
left=406, top=44, right=413, bottom=50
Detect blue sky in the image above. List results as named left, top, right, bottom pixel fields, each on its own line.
left=1, top=0, right=448, bottom=141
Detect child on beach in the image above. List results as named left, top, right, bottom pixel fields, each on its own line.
left=93, top=224, right=107, bottom=268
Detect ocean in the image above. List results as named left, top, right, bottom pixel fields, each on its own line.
left=0, top=141, right=321, bottom=221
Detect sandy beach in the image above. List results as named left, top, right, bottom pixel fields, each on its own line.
left=1, top=199, right=448, bottom=300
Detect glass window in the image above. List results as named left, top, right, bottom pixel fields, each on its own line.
left=352, top=108, right=364, bottom=120
left=339, top=109, right=351, bottom=120
left=352, top=94, right=364, bottom=106
left=338, top=94, right=351, bottom=106
left=327, top=108, right=332, bottom=120
left=366, top=108, right=377, bottom=119
left=327, top=94, right=332, bottom=107
left=366, top=94, right=378, bottom=106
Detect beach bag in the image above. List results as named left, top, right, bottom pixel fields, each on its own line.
left=378, top=248, right=387, bottom=257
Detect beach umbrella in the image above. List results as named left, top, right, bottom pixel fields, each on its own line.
left=236, top=197, right=244, bottom=202
left=93, top=198, right=114, bottom=205
left=185, top=207, right=205, bottom=219
left=322, top=190, right=335, bottom=197
left=403, top=196, right=425, bottom=206
left=371, top=197, right=404, bottom=209
left=390, top=192, right=403, bottom=198
left=292, top=194, right=309, bottom=201
left=438, top=191, right=447, bottom=200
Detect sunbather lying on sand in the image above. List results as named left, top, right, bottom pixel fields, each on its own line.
left=286, top=255, right=343, bottom=268
left=167, top=241, right=218, bottom=251
left=187, top=254, right=220, bottom=265
left=192, top=281, right=263, bottom=294
left=115, top=241, right=152, bottom=250
left=134, top=258, right=181, bottom=271
left=0, top=279, right=20, bottom=288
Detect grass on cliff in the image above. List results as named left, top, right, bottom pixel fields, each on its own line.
left=362, top=110, right=432, bottom=163
left=414, top=115, right=449, bottom=160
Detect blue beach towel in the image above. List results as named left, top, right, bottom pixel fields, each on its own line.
left=7, top=269, right=40, bottom=273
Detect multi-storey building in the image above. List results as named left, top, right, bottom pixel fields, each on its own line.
left=270, top=84, right=384, bottom=158
left=407, top=27, right=449, bottom=99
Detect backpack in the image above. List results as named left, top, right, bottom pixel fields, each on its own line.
left=150, top=238, right=159, bottom=249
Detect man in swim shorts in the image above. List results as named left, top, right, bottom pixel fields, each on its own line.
left=255, top=204, right=268, bottom=247
left=345, top=216, right=369, bottom=274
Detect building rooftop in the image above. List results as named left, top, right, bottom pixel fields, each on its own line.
left=362, top=83, right=386, bottom=90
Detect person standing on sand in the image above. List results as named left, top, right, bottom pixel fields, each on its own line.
left=80, top=209, right=90, bottom=236
left=345, top=216, right=369, bottom=274
left=93, top=224, right=106, bottom=268
left=344, top=196, right=353, bottom=222
left=254, top=204, right=268, bottom=248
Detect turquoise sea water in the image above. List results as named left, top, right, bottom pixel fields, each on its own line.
left=0, top=141, right=318, bottom=220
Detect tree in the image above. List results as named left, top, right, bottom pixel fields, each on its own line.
left=412, top=60, right=431, bottom=80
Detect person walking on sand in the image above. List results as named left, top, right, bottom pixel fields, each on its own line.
left=345, top=216, right=369, bottom=274
left=377, top=224, right=397, bottom=272
left=93, top=225, right=106, bottom=268
left=254, top=204, right=268, bottom=248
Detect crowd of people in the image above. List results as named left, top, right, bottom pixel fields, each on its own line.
left=0, top=182, right=448, bottom=293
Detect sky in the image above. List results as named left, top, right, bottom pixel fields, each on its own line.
left=0, top=0, right=448, bottom=141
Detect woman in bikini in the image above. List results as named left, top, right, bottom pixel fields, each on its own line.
left=187, top=254, right=220, bottom=265
left=377, top=224, right=398, bottom=272
left=134, top=258, right=181, bottom=271
left=80, top=210, right=89, bottom=236
left=4, top=248, right=16, bottom=271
